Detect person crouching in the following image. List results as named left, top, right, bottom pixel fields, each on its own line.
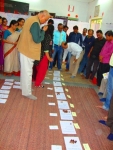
left=62, top=42, right=84, bottom=78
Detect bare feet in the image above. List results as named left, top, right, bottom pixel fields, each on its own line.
left=102, top=116, right=107, bottom=121
left=65, top=69, right=69, bottom=72
left=81, top=75, right=85, bottom=79
left=96, top=105, right=103, bottom=109
left=80, top=73, right=83, bottom=76
left=35, top=85, right=44, bottom=88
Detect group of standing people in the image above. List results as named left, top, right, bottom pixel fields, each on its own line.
left=52, top=25, right=113, bottom=89
left=0, top=16, right=25, bottom=75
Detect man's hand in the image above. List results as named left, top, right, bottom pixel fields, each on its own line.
left=99, top=55, right=103, bottom=62
left=43, top=25, right=48, bottom=31
left=74, top=58, right=77, bottom=62
left=62, top=61, right=66, bottom=64
left=14, top=42, right=18, bottom=45
left=52, top=49, right=54, bottom=53
left=88, top=53, right=90, bottom=58
left=73, top=58, right=77, bottom=64
left=49, top=58, right=53, bottom=62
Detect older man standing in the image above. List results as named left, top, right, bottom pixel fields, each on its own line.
left=17, top=10, right=50, bottom=100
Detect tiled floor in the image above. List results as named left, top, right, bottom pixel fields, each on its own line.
left=0, top=68, right=111, bottom=150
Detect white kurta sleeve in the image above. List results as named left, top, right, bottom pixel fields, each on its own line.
left=63, top=49, right=68, bottom=61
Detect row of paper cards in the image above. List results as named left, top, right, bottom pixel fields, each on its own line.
left=47, top=71, right=84, bottom=150
left=0, top=79, right=21, bottom=104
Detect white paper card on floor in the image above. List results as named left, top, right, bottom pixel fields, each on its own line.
left=60, top=121, right=76, bottom=134
left=57, top=101, right=70, bottom=109
left=0, top=94, right=8, bottom=99
left=44, top=82, right=50, bottom=84
left=53, top=74, right=60, bottom=77
left=64, top=137, right=83, bottom=150
left=48, top=73, right=52, bottom=75
left=14, top=81, right=20, bottom=85
left=45, top=77, right=50, bottom=79
left=47, top=95, right=53, bottom=97
left=49, top=126, right=58, bottom=130
left=53, top=82, right=62, bottom=87
left=1, top=86, right=12, bottom=90
left=53, top=77, right=61, bottom=81
left=54, top=87, right=64, bottom=93
left=5, top=79, right=14, bottom=82
left=4, top=82, right=13, bottom=86
left=54, top=71, right=60, bottom=74
left=49, top=71, right=53, bottom=73
left=59, top=109, right=73, bottom=120
left=48, top=103, right=56, bottom=106
left=0, top=99, right=7, bottom=103
left=0, top=90, right=10, bottom=94
left=83, top=143, right=91, bottom=150
left=50, top=113, right=58, bottom=116
left=51, top=145, right=62, bottom=150
left=47, top=87, right=53, bottom=90
left=55, top=92, right=66, bottom=100
left=13, top=85, right=21, bottom=89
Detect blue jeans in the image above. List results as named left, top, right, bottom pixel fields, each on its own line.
left=78, top=53, right=88, bottom=76
left=49, top=45, right=63, bottom=70
left=103, top=67, right=113, bottom=110
left=66, top=52, right=71, bottom=69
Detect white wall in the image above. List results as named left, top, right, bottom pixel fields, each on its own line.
left=88, top=0, right=113, bottom=33
left=11, top=0, right=89, bottom=22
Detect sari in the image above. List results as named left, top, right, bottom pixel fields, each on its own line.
left=4, top=31, right=20, bottom=74
left=0, top=25, right=8, bottom=70
left=0, top=25, right=3, bottom=66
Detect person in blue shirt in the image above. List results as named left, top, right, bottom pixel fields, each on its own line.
left=68, top=25, right=82, bottom=45
left=66, top=25, right=82, bottom=71
left=78, top=29, right=95, bottom=76
left=49, top=23, right=66, bottom=70
left=53, top=25, right=69, bottom=67
left=82, top=28, right=87, bottom=50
